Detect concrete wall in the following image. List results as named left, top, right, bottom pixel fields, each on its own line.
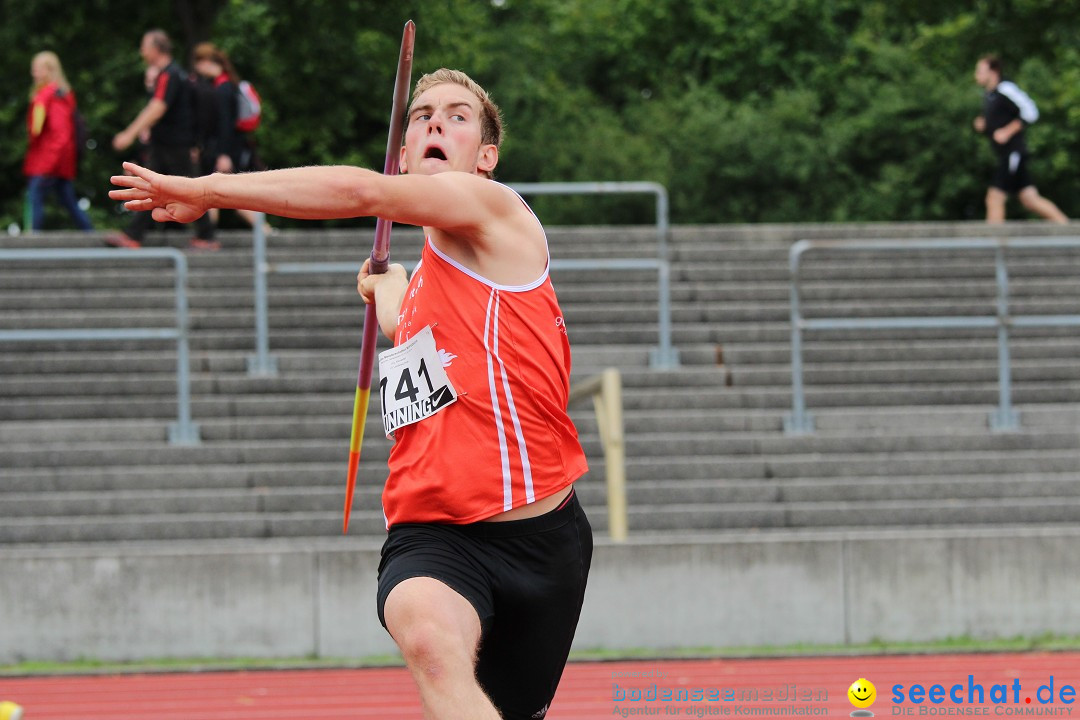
left=3, top=527, right=1079, bottom=664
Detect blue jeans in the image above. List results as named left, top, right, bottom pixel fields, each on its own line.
left=26, top=175, right=93, bottom=232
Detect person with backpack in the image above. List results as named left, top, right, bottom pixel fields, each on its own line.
left=191, top=42, right=272, bottom=235
left=23, top=51, right=93, bottom=232
left=108, top=29, right=217, bottom=250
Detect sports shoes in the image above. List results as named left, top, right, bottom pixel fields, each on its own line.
left=188, top=238, right=222, bottom=252
left=104, top=232, right=142, bottom=249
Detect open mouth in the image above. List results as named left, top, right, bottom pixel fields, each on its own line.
left=424, top=147, right=447, bottom=161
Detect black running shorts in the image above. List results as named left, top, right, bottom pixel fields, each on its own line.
left=377, top=489, right=593, bottom=720
left=991, top=150, right=1034, bottom=194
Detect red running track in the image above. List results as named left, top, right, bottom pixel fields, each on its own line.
left=1, top=652, right=1079, bottom=719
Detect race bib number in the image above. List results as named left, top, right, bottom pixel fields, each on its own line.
left=378, top=325, right=458, bottom=437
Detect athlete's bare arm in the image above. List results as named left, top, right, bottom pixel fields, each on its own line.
left=111, top=162, right=507, bottom=229
left=109, top=162, right=547, bottom=284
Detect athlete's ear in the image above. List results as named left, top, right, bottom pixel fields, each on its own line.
left=476, top=144, right=498, bottom=175
left=399, top=144, right=409, bottom=174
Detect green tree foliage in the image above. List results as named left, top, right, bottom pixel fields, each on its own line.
left=2, top=0, right=1079, bottom=229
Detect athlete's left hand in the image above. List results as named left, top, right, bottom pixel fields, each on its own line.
left=357, top=258, right=408, bottom=305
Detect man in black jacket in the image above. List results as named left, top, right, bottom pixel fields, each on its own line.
left=109, top=29, right=218, bottom=250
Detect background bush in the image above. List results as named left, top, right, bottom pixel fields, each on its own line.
left=2, top=0, right=1078, bottom=229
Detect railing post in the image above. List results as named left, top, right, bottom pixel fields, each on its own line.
left=594, top=369, right=628, bottom=541
left=990, top=242, right=1019, bottom=431
left=649, top=183, right=678, bottom=369
left=784, top=241, right=813, bottom=434
left=653, top=182, right=669, bottom=264
left=167, top=250, right=200, bottom=445
left=247, top=212, right=278, bottom=376
left=649, top=259, right=680, bottom=369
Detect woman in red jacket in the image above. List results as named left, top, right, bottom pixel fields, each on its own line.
left=24, top=51, right=93, bottom=232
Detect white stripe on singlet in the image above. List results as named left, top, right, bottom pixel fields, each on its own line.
left=483, top=289, right=536, bottom=509
left=491, top=290, right=535, bottom=504
left=484, top=289, right=514, bottom=510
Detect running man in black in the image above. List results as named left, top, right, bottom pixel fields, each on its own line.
left=972, top=55, right=1067, bottom=224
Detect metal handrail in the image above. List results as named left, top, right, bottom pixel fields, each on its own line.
left=0, top=247, right=200, bottom=444
left=569, top=368, right=628, bottom=541
left=248, top=183, right=680, bottom=375
left=785, top=236, right=1080, bottom=434
left=249, top=253, right=675, bottom=373
left=509, top=181, right=670, bottom=262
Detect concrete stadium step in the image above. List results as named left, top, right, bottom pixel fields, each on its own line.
left=16, top=441, right=1070, bottom=492
left=6, top=274, right=1069, bottom=312
left=0, top=373, right=351, bottom=400
left=11, top=221, right=1073, bottom=251
left=0, top=283, right=696, bottom=311
left=9, top=495, right=1080, bottom=544
left=574, top=408, right=785, bottom=434
left=0, top=365, right=728, bottom=401
left=4, top=378, right=1076, bottom=426
left=0, top=403, right=780, bottom=445
left=0, top=510, right=390, bottom=544
left=0, top=350, right=246, bottom=375
left=8, top=296, right=1080, bottom=336
left=617, top=497, right=1080, bottom=532
left=0, top=393, right=362, bottom=422
left=621, top=382, right=1080, bottom=410
left=729, top=358, right=1080, bottom=386
left=0, top=417, right=358, bottom=444
left=0, top=344, right=717, bottom=378
left=721, top=338, right=1080, bottom=366
left=2, top=426, right=1073, bottom=472
left=772, top=473, right=1080, bottom=503
left=8, top=470, right=1075, bottom=525
left=806, top=404, right=1079, bottom=432
left=0, top=300, right=790, bottom=331
left=628, top=449, right=1080, bottom=480
left=5, top=322, right=1075, bottom=354
left=0, top=439, right=390, bottom=470
left=0, top=462, right=383, bottom=493
left=0, top=486, right=352, bottom=519
left=573, top=473, right=1080, bottom=507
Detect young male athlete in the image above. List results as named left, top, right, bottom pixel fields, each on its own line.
left=110, top=68, right=592, bottom=720
left=972, top=55, right=1067, bottom=224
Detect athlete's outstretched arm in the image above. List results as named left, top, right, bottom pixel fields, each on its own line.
left=109, top=162, right=394, bottom=223
left=109, top=162, right=517, bottom=230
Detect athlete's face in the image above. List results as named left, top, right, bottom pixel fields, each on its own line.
left=401, top=82, right=497, bottom=177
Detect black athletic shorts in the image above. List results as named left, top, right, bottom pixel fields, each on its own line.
left=991, top=150, right=1034, bottom=194
left=377, top=489, right=593, bottom=720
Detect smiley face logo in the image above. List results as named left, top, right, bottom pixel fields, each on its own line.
left=848, top=678, right=877, bottom=709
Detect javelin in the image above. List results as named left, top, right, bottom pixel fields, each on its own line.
left=343, top=19, right=416, bottom=534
